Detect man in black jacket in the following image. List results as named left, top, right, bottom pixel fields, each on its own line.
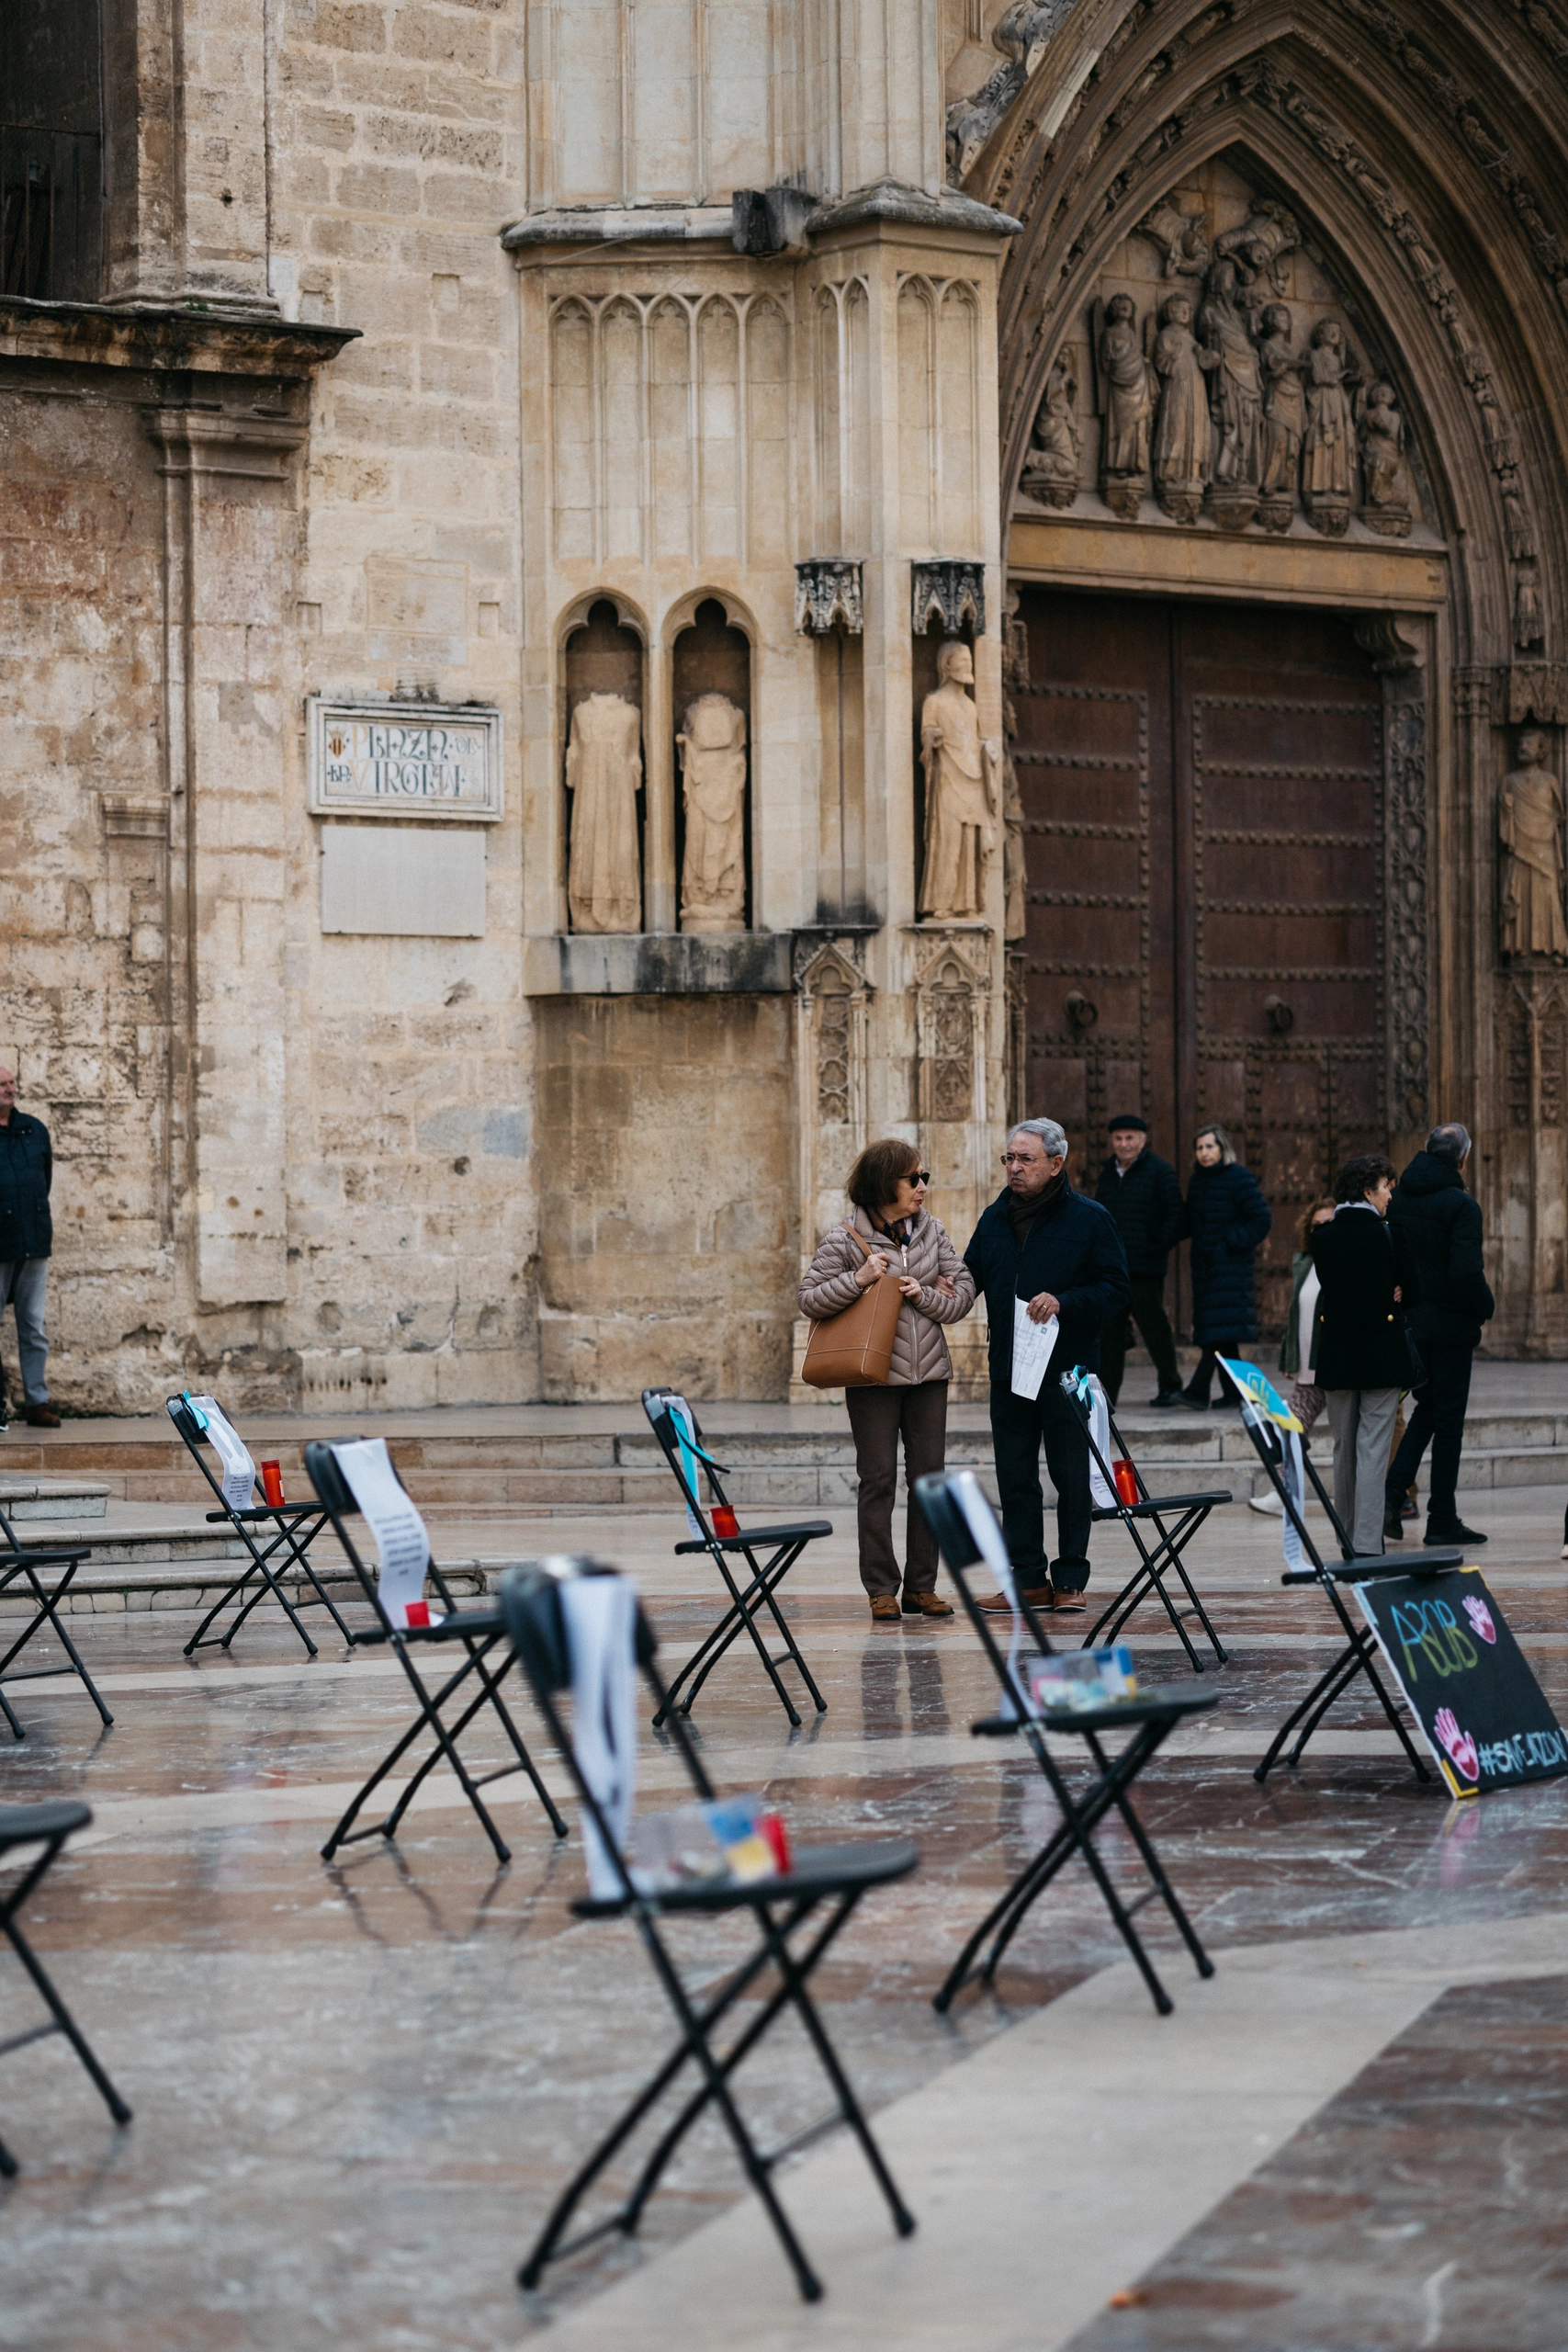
left=1093, top=1114, right=1185, bottom=1407
left=964, top=1117, right=1130, bottom=1613
left=0, top=1064, right=59, bottom=1430
left=1384, top=1122, right=1495, bottom=1546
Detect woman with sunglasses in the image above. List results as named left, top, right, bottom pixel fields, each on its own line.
left=798, top=1140, right=976, bottom=1623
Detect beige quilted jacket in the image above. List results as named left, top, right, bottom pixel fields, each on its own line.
left=798, top=1207, right=976, bottom=1385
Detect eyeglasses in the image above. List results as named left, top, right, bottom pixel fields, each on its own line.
left=1001, top=1152, right=1043, bottom=1166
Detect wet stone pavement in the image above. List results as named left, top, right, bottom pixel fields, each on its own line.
left=0, top=1482, right=1565, bottom=2348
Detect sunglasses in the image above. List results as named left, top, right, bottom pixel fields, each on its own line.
left=908, top=1170, right=932, bottom=1186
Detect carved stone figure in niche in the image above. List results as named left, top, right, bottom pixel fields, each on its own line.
left=1357, top=379, right=1412, bottom=537
left=1213, top=202, right=1301, bottom=298
left=1021, top=353, right=1082, bottom=507
left=1302, top=320, right=1357, bottom=537
left=1256, top=303, right=1304, bottom=534
left=919, top=639, right=1000, bottom=923
left=1499, top=728, right=1568, bottom=964
left=1095, top=295, right=1156, bottom=520
left=1198, top=257, right=1262, bottom=526
left=565, top=692, right=642, bottom=933
left=677, top=693, right=748, bottom=933
left=1151, top=292, right=1216, bottom=524
left=1139, top=199, right=1210, bottom=279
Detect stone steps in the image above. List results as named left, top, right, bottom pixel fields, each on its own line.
left=0, top=1476, right=111, bottom=1521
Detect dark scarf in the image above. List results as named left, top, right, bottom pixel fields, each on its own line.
left=1007, top=1167, right=1070, bottom=1245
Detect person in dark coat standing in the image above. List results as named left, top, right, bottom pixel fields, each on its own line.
left=964, top=1117, right=1129, bottom=1615
left=0, top=1064, right=59, bottom=1430
left=1312, top=1153, right=1419, bottom=1557
left=1094, top=1115, right=1185, bottom=1408
left=1179, top=1125, right=1271, bottom=1408
left=1383, top=1123, right=1495, bottom=1547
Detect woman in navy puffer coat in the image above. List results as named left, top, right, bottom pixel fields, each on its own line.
left=1180, top=1125, right=1271, bottom=1408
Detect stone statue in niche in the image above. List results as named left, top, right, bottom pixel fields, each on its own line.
left=1151, top=291, right=1216, bottom=524
left=1256, top=303, right=1305, bottom=534
left=1499, top=728, right=1568, bottom=964
left=1021, top=353, right=1082, bottom=507
left=1198, top=257, right=1263, bottom=526
left=676, top=694, right=748, bottom=933
left=1357, top=379, right=1413, bottom=537
left=1095, top=295, right=1156, bottom=520
left=919, top=640, right=1000, bottom=923
left=1302, top=320, right=1357, bottom=536
left=565, top=692, right=642, bottom=933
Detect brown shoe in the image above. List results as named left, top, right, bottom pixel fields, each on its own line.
left=901, top=1589, right=953, bottom=1618
left=869, top=1595, right=901, bottom=1623
left=1049, top=1588, right=1089, bottom=1614
left=977, top=1585, right=1053, bottom=1615
left=24, top=1405, right=61, bottom=1429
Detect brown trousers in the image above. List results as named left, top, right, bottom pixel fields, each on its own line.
left=844, top=1380, right=950, bottom=1598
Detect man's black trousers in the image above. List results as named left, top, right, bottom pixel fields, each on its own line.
left=1099, top=1274, right=1180, bottom=1404
left=989, top=1378, right=1093, bottom=1590
left=1386, top=1343, right=1473, bottom=1524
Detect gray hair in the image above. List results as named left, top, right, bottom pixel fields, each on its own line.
left=1008, top=1117, right=1068, bottom=1161
left=1427, top=1121, right=1472, bottom=1165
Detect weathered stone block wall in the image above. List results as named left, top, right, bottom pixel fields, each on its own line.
left=534, top=994, right=796, bottom=1400
left=0, top=375, right=175, bottom=1409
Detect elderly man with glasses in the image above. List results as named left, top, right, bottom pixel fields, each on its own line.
left=963, top=1118, right=1130, bottom=1613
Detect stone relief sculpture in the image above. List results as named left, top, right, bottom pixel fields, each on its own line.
left=1000, top=606, right=1030, bottom=944
left=1213, top=201, right=1301, bottom=297
left=1302, top=320, right=1357, bottom=535
left=1138, top=199, right=1210, bottom=280
left=1357, top=379, right=1412, bottom=535
left=1151, top=292, right=1216, bottom=524
left=1198, top=257, right=1263, bottom=526
left=1499, top=728, right=1568, bottom=964
left=676, top=694, right=748, bottom=933
left=1021, top=352, right=1082, bottom=506
left=1095, top=295, right=1156, bottom=519
left=564, top=692, right=642, bottom=933
left=919, top=640, right=1000, bottom=924
left=1256, top=303, right=1305, bottom=532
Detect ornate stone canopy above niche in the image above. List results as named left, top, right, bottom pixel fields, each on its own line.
left=1016, top=155, right=1433, bottom=548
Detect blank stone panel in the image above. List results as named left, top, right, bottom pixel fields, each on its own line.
left=602, top=301, right=644, bottom=562
left=697, top=300, right=740, bottom=560
left=897, top=282, right=935, bottom=550
left=650, top=300, right=694, bottom=561
left=747, top=300, right=790, bottom=555
left=939, top=287, right=979, bottom=554
left=550, top=0, right=624, bottom=204
left=551, top=305, right=593, bottom=562
left=705, top=0, right=774, bottom=193
left=632, top=0, right=698, bottom=199
left=320, top=826, right=487, bottom=938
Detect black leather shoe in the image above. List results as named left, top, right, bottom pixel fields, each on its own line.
left=1149, top=1390, right=1184, bottom=1408
left=1426, top=1519, right=1488, bottom=1546
left=1382, top=1509, right=1404, bottom=1544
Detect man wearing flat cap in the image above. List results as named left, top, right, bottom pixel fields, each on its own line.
left=1094, top=1114, right=1185, bottom=1408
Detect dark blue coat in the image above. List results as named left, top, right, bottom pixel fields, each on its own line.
left=964, top=1186, right=1130, bottom=1385
left=1389, top=1150, right=1495, bottom=1350
left=0, top=1110, right=52, bottom=1261
left=1181, top=1160, right=1270, bottom=1344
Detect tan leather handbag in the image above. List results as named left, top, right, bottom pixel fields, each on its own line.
left=800, top=1226, right=904, bottom=1388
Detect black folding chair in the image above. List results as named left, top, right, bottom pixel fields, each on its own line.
left=500, top=1555, right=916, bottom=2303
left=0, top=1801, right=131, bottom=2174
left=167, top=1394, right=356, bottom=1660
left=1233, top=1398, right=1461, bottom=1785
left=1061, top=1371, right=1233, bottom=1670
left=641, top=1387, right=829, bottom=1730
left=304, top=1439, right=567, bottom=1865
left=0, top=1501, right=112, bottom=1742
left=914, top=1469, right=1216, bottom=2018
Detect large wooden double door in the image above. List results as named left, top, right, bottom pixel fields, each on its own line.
left=1012, top=590, right=1386, bottom=1333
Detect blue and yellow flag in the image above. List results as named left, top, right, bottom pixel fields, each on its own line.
left=1217, top=1355, right=1303, bottom=1434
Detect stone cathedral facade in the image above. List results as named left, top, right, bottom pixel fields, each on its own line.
left=3, top=0, right=1567, bottom=1409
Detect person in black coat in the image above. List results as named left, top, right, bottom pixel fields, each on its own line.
left=1179, top=1125, right=1271, bottom=1408
left=0, top=1063, right=58, bottom=1429
left=964, top=1117, right=1130, bottom=1614
left=1384, top=1123, right=1495, bottom=1546
left=1093, top=1115, right=1185, bottom=1407
left=1311, top=1152, right=1419, bottom=1557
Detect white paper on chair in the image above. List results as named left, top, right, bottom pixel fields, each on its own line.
left=1010, top=1301, right=1059, bottom=1400
left=186, top=1396, right=256, bottom=1512
left=561, top=1576, right=639, bottom=1902
left=333, top=1437, right=432, bottom=1629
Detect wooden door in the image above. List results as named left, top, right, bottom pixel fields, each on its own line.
left=1013, top=591, right=1384, bottom=1334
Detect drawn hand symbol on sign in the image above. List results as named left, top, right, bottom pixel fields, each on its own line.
left=1461, top=1595, right=1497, bottom=1645
left=1433, top=1706, right=1480, bottom=1782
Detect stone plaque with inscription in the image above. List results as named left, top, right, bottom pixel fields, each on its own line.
left=307, top=699, right=503, bottom=821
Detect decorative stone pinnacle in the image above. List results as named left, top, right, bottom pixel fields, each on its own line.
left=795, top=560, right=864, bottom=636
left=911, top=560, right=985, bottom=639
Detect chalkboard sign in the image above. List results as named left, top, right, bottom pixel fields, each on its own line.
left=1353, top=1570, right=1568, bottom=1799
